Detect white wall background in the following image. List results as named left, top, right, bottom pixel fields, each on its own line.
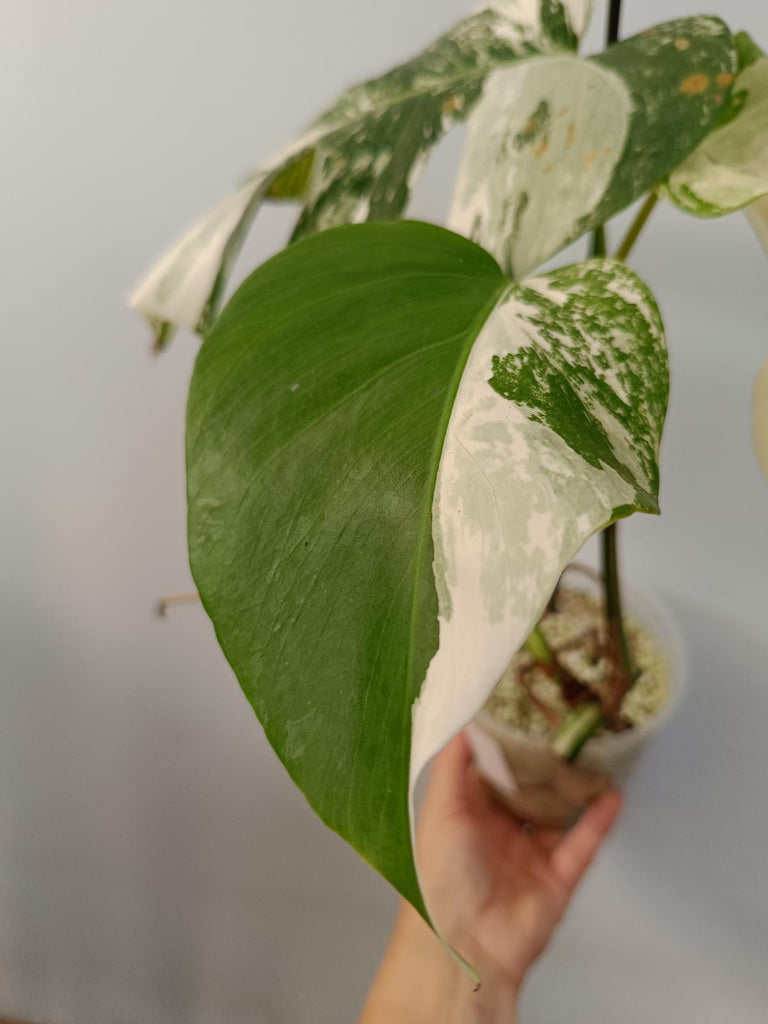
left=2, top=1, right=767, bottom=1021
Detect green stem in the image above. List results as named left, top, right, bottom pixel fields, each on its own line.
left=588, top=0, right=632, bottom=727
left=601, top=522, right=633, bottom=679
left=524, top=625, right=554, bottom=665
left=591, top=222, right=606, bottom=258
left=552, top=704, right=604, bottom=762
left=614, top=192, right=658, bottom=262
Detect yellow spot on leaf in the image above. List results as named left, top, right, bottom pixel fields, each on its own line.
left=673, top=38, right=690, bottom=51
left=565, top=122, right=575, bottom=150
left=582, top=151, right=595, bottom=170
left=716, top=72, right=735, bottom=88
left=441, top=95, right=463, bottom=114
left=679, top=73, right=710, bottom=96
left=542, top=164, right=553, bottom=175
left=532, top=139, right=549, bottom=157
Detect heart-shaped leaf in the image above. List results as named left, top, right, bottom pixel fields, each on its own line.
left=450, top=16, right=736, bottom=276
left=130, top=0, right=591, bottom=349
left=186, top=221, right=667, bottom=931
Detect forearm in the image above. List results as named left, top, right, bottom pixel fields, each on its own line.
left=358, top=902, right=518, bottom=1024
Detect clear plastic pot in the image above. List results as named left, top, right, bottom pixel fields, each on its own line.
left=467, top=586, right=688, bottom=828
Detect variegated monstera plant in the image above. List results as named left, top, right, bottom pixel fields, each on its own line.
left=132, top=0, right=768, bottom=949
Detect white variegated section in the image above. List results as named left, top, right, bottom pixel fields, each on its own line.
left=409, top=269, right=665, bottom=831
left=128, top=135, right=317, bottom=334
left=663, top=56, right=768, bottom=217
left=448, top=56, right=630, bottom=277
left=753, top=357, right=768, bottom=480
left=129, top=175, right=267, bottom=332
left=563, top=0, right=593, bottom=38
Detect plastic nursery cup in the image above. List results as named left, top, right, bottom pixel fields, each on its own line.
left=468, top=587, right=688, bottom=829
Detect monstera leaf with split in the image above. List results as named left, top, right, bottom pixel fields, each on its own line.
left=186, top=221, right=668, bottom=944
left=130, top=0, right=594, bottom=348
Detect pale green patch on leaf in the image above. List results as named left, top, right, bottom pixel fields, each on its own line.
left=130, top=0, right=590, bottom=349
left=186, top=221, right=667, bottom=937
left=450, top=16, right=736, bottom=276
left=662, top=33, right=768, bottom=219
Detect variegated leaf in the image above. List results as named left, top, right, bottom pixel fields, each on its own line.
left=663, top=33, right=768, bottom=219
left=450, top=16, right=736, bottom=277
left=186, top=222, right=667, bottom=950
left=130, top=0, right=592, bottom=349
left=128, top=143, right=315, bottom=348
left=659, top=33, right=768, bottom=481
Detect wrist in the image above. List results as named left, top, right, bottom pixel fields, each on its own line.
left=359, top=901, right=518, bottom=1024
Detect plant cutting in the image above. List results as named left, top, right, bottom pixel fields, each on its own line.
left=131, top=0, right=768, bottom=970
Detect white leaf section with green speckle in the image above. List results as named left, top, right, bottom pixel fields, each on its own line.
left=411, top=257, right=668, bottom=823
left=448, top=56, right=630, bottom=277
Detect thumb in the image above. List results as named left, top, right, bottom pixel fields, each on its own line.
left=549, top=790, right=623, bottom=892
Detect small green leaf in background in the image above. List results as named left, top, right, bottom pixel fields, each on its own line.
left=450, top=16, right=736, bottom=277
left=130, top=0, right=591, bottom=348
left=186, top=221, right=667, bottom=942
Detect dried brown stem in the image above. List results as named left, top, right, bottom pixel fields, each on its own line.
left=155, top=591, right=200, bottom=617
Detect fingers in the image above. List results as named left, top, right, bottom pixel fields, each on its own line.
left=549, top=790, right=623, bottom=892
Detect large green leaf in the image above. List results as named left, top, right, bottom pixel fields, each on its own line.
left=450, top=16, right=737, bottom=276
left=662, top=33, right=768, bottom=219
left=130, top=0, right=591, bottom=349
left=186, top=221, right=667, bottom=929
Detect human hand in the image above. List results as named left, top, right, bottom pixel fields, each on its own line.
left=418, top=731, right=622, bottom=1005
left=359, top=731, right=621, bottom=1023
